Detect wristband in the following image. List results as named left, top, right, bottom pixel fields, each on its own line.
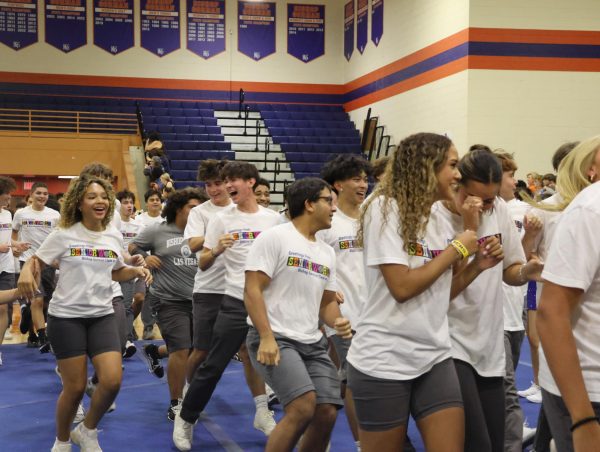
left=570, top=415, right=600, bottom=432
left=450, top=239, right=469, bottom=259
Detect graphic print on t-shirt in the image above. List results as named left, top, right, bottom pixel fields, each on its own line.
left=0, top=223, right=11, bottom=231
left=231, top=230, right=261, bottom=242
left=286, top=251, right=331, bottom=281
left=407, top=240, right=444, bottom=260
left=165, top=236, right=197, bottom=267
left=20, top=220, right=53, bottom=227
left=338, top=235, right=361, bottom=251
left=69, top=246, right=119, bottom=262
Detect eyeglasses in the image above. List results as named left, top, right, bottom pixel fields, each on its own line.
left=317, top=196, right=334, bottom=206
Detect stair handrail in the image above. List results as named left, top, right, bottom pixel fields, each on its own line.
left=135, top=101, right=145, bottom=138
left=263, top=137, right=270, bottom=171
left=273, top=157, right=280, bottom=192
left=243, top=105, right=250, bottom=136
left=255, top=117, right=261, bottom=151
left=238, top=89, right=245, bottom=119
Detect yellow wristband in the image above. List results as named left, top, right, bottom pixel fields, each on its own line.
left=450, top=239, right=469, bottom=259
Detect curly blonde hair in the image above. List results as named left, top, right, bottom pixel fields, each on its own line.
left=59, top=175, right=115, bottom=229
left=358, top=132, right=452, bottom=249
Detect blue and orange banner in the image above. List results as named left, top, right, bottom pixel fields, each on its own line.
left=287, top=3, right=324, bottom=63
left=238, top=1, right=275, bottom=61
left=0, top=0, right=37, bottom=50
left=356, top=0, right=367, bottom=54
left=187, top=0, right=225, bottom=59
left=343, top=0, right=353, bottom=61
left=140, top=0, right=180, bottom=57
left=93, top=0, right=134, bottom=55
left=371, top=0, right=383, bottom=46
left=45, top=0, right=86, bottom=53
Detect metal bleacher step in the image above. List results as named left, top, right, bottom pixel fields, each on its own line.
left=216, top=110, right=261, bottom=120
left=235, top=150, right=287, bottom=162
left=219, top=126, right=268, bottom=136
left=217, top=118, right=264, bottom=128
left=230, top=143, right=281, bottom=152
left=224, top=135, right=268, bottom=145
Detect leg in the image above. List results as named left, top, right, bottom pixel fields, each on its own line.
left=266, top=392, right=316, bottom=452
left=330, top=335, right=360, bottom=442
left=541, top=389, right=574, bottom=452
left=31, top=295, right=46, bottom=335
left=55, top=356, right=88, bottom=441
left=478, top=375, right=506, bottom=452
left=167, top=349, right=190, bottom=400
left=187, top=293, right=223, bottom=383
left=86, top=351, right=122, bottom=429
left=503, top=330, right=525, bottom=452
left=533, top=401, right=553, bottom=452
left=186, top=348, right=208, bottom=383
left=0, top=303, right=7, bottom=346
left=112, top=297, right=128, bottom=352
left=299, top=403, right=337, bottom=452
left=417, top=407, right=464, bottom=452
left=239, top=343, right=267, bottom=397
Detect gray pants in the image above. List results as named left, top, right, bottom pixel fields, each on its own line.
left=141, top=290, right=155, bottom=329
left=503, top=330, right=525, bottom=452
left=119, top=280, right=136, bottom=340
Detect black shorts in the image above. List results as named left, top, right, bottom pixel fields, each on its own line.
left=150, top=295, right=193, bottom=353
left=47, top=314, right=121, bottom=360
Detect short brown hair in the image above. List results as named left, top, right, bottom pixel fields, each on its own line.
left=80, top=162, right=113, bottom=181
left=493, top=149, right=518, bottom=173
left=197, top=159, right=228, bottom=182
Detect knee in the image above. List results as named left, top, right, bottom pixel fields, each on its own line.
left=31, top=297, right=43, bottom=308
left=314, top=404, right=337, bottom=427
left=98, top=375, right=121, bottom=395
left=64, top=380, right=87, bottom=401
left=287, top=392, right=317, bottom=424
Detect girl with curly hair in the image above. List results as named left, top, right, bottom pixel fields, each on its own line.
left=346, top=133, right=479, bottom=451
left=18, top=174, right=151, bottom=452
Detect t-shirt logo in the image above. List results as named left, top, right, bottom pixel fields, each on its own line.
left=286, top=256, right=331, bottom=277
left=408, top=242, right=443, bottom=260
left=69, top=247, right=118, bottom=261
left=0, top=223, right=11, bottom=230
left=181, top=244, right=192, bottom=258
left=122, top=232, right=137, bottom=239
left=22, top=220, right=53, bottom=227
left=338, top=237, right=361, bottom=251
left=232, top=231, right=261, bottom=241
left=514, top=220, right=523, bottom=233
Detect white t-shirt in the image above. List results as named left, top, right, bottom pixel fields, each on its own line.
left=318, top=208, right=366, bottom=327
left=0, top=209, right=14, bottom=273
left=204, top=205, right=280, bottom=300
left=440, top=198, right=525, bottom=377
left=184, top=200, right=233, bottom=294
left=12, top=206, right=61, bottom=261
left=119, top=218, right=143, bottom=252
left=538, top=183, right=600, bottom=401
left=346, top=196, right=454, bottom=380
left=36, top=222, right=125, bottom=318
left=245, top=222, right=338, bottom=344
left=502, top=199, right=529, bottom=331
left=136, top=211, right=164, bottom=228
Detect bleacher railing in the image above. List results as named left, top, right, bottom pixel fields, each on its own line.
left=0, top=108, right=139, bottom=134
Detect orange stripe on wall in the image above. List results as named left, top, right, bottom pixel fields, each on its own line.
left=469, top=28, right=600, bottom=45
left=344, top=57, right=468, bottom=112
left=469, top=56, right=600, bottom=72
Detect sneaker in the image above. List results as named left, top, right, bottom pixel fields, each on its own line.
left=517, top=381, right=540, bottom=398
left=123, top=340, right=137, bottom=359
left=19, top=305, right=32, bottom=334
left=51, top=438, right=72, bottom=452
left=253, top=409, right=276, bottom=436
left=143, top=343, right=164, bottom=378
left=142, top=326, right=154, bottom=340
left=74, top=403, right=86, bottom=423
left=168, top=399, right=182, bottom=421
left=85, top=378, right=116, bottom=412
left=0, top=351, right=3, bottom=366
left=39, top=339, right=51, bottom=354
left=232, top=352, right=242, bottom=362
left=4, top=330, right=13, bottom=340
left=522, top=421, right=536, bottom=444
left=26, top=334, right=39, bottom=348
left=526, top=390, right=542, bottom=404
left=550, top=439, right=557, bottom=452
left=266, top=385, right=279, bottom=409
left=70, top=422, right=102, bottom=452
left=173, top=414, right=194, bottom=451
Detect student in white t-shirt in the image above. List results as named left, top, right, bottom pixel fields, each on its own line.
left=346, top=133, right=480, bottom=451
left=183, top=159, right=232, bottom=382
left=174, top=162, right=280, bottom=451
left=12, top=181, right=61, bottom=353
left=439, top=148, right=542, bottom=451
left=244, top=177, right=352, bottom=451
left=18, top=175, right=151, bottom=452
left=528, top=136, right=600, bottom=451
left=253, top=177, right=271, bottom=208
left=319, top=153, right=371, bottom=449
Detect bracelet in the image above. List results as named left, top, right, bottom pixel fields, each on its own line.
left=450, top=239, right=469, bottom=259
left=210, top=248, right=219, bottom=258
left=570, top=415, right=600, bottom=432
left=519, top=263, right=527, bottom=283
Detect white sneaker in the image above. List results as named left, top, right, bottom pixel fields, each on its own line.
left=517, top=382, right=540, bottom=398
left=253, top=409, right=276, bottom=436
left=550, top=439, right=557, bottom=452
left=74, top=403, right=86, bottom=423
left=526, top=389, right=543, bottom=404
left=522, top=422, right=536, bottom=443
left=173, top=414, right=194, bottom=451
left=4, top=330, right=12, bottom=340
left=70, top=422, right=102, bottom=452
left=0, top=351, right=3, bottom=366
left=51, top=438, right=72, bottom=452
left=85, top=378, right=116, bottom=412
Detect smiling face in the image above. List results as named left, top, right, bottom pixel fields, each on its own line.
left=205, top=179, right=229, bottom=206
left=254, top=184, right=271, bottom=208
left=457, top=179, right=500, bottom=212
left=312, top=187, right=337, bottom=230
left=31, top=186, right=49, bottom=210
left=79, top=182, right=109, bottom=226
left=225, top=176, right=255, bottom=206
left=334, top=171, right=369, bottom=207
left=435, top=146, right=461, bottom=202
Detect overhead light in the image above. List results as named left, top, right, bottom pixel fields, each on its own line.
left=58, top=175, right=78, bottom=179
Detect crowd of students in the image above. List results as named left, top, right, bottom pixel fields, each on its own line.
left=1, top=131, right=600, bottom=452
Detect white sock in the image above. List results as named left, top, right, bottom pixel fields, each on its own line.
left=355, top=440, right=361, bottom=451
left=55, top=438, right=71, bottom=445
left=254, top=394, right=268, bottom=412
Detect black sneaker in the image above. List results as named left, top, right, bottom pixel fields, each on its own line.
left=267, top=391, right=280, bottom=409
left=123, top=341, right=137, bottom=359
left=143, top=343, right=164, bottom=378
left=39, top=340, right=51, bottom=354
left=26, top=334, right=39, bottom=348
left=20, top=305, right=32, bottom=334
left=167, top=399, right=182, bottom=421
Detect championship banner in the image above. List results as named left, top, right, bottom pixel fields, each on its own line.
left=287, top=3, right=324, bottom=63
left=371, top=0, right=382, bottom=46
left=356, top=0, right=367, bottom=54
left=45, top=0, right=86, bottom=53
left=238, top=1, right=275, bottom=61
left=343, top=0, right=353, bottom=61
left=140, top=0, right=180, bottom=57
left=93, top=0, right=134, bottom=54
left=187, top=0, right=225, bottom=59
left=0, top=0, right=37, bottom=50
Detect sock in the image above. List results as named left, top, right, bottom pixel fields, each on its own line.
left=355, top=440, right=361, bottom=451
left=55, top=438, right=71, bottom=445
left=91, top=374, right=99, bottom=385
left=254, top=394, right=268, bottom=412
left=37, top=328, right=46, bottom=343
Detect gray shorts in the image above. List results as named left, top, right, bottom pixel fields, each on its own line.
left=0, top=271, right=15, bottom=290
left=246, top=327, right=343, bottom=408
left=192, top=292, right=223, bottom=350
left=18, top=262, right=55, bottom=300
left=150, top=296, right=193, bottom=353
left=47, top=314, right=121, bottom=360
left=330, top=334, right=352, bottom=382
left=347, top=358, right=463, bottom=431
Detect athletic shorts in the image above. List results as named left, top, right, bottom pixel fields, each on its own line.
left=150, top=295, right=193, bottom=353
left=347, top=358, right=463, bottom=431
left=192, top=292, right=223, bottom=350
left=47, top=313, right=121, bottom=360
left=0, top=271, right=15, bottom=291
left=246, top=327, right=343, bottom=408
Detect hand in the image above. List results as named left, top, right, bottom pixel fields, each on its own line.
left=524, top=257, right=544, bottom=282
left=257, top=334, right=280, bottom=366
left=474, top=236, right=504, bottom=271
left=335, top=291, right=345, bottom=305
left=334, top=317, right=352, bottom=339
left=214, top=234, right=235, bottom=255
left=454, top=229, right=479, bottom=256
left=458, top=196, right=483, bottom=231
left=17, top=266, right=39, bottom=300
left=523, top=214, right=543, bottom=235
left=572, top=421, right=600, bottom=452
left=144, top=255, right=161, bottom=270
left=0, top=244, right=10, bottom=254
left=137, top=267, right=153, bottom=285
left=130, top=254, right=145, bottom=267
